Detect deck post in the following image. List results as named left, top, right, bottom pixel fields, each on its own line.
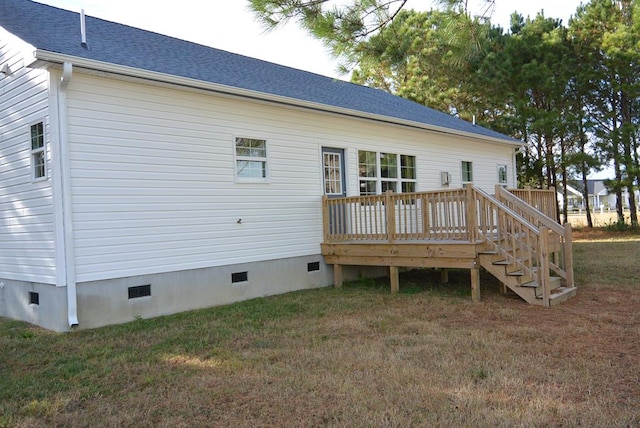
left=322, top=195, right=330, bottom=242
left=563, top=222, right=574, bottom=288
left=385, top=190, right=396, bottom=243
left=539, top=226, right=550, bottom=307
left=333, top=264, right=343, bottom=288
left=389, top=266, right=399, bottom=293
left=464, top=184, right=477, bottom=242
left=499, top=281, right=507, bottom=295
left=440, top=268, right=449, bottom=284
left=470, top=263, right=480, bottom=302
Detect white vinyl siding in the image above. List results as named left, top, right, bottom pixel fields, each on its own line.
left=0, top=30, right=55, bottom=283
left=64, top=72, right=516, bottom=283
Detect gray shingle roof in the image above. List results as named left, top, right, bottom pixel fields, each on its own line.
left=1, top=0, right=519, bottom=143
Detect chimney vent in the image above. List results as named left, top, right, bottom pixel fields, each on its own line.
left=80, top=9, right=88, bottom=48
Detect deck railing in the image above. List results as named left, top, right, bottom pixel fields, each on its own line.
left=506, top=187, right=558, bottom=221
left=322, top=185, right=573, bottom=307
left=496, top=185, right=574, bottom=288
left=322, top=189, right=468, bottom=243
left=471, top=186, right=554, bottom=305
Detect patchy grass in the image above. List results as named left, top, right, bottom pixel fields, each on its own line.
left=1, top=233, right=639, bottom=427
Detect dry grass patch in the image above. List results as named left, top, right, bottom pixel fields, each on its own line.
left=1, top=232, right=639, bottom=427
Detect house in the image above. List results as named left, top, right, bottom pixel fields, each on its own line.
left=1, top=0, right=529, bottom=331
left=563, top=180, right=639, bottom=212
left=586, top=180, right=639, bottom=211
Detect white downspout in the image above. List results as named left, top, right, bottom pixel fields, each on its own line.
left=59, top=62, right=78, bottom=327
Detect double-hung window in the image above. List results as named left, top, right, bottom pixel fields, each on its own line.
left=30, top=122, right=46, bottom=180
left=358, top=150, right=416, bottom=195
left=461, top=161, right=473, bottom=183
left=498, top=164, right=508, bottom=184
left=235, top=137, right=267, bottom=181
left=400, top=155, right=416, bottom=192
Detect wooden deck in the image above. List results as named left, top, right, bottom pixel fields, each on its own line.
left=321, top=185, right=576, bottom=307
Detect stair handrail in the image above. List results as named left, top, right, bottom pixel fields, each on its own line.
left=470, top=186, right=548, bottom=299
left=495, top=186, right=564, bottom=234
left=496, top=186, right=574, bottom=288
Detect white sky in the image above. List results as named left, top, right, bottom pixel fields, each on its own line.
left=37, top=0, right=584, bottom=79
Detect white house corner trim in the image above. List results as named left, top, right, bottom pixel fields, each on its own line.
left=50, top=63, right=79, bottom=327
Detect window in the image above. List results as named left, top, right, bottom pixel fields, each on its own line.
left=498, top=164, right=508, bottom=184
left=462, top=161, right=473, bottom=183
left=30, top=122, right=46, bottom=180
left=358, top=150, right=416, bottom=195
left=323, top=152, right=343, bottom=195
left=235, top=137, right=267, bottom=180
left=401, top=155, right=417, bottom=193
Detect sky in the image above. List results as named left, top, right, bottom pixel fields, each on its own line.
left=36, top=0, right=585, bottom=79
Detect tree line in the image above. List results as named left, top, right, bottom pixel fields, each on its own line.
left=250, top=0, right=640, bottom=227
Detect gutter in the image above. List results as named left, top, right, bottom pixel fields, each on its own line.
left=30, top=50, right=522, bottom=148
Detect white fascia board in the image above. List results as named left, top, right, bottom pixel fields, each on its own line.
left=565, top=185, right=583, bottom=197
left=32, top=49, right=521, bottom=147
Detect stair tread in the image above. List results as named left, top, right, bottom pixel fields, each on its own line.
left=549, top=286, right=577, bottom=297
left=520, top=277, right=562, bottom=288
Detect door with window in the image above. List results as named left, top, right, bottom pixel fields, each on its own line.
left=322, top=147, right=346, bottom=198
left=322, top=147, right=347, bottom=235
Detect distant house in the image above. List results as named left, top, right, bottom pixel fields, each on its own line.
left=0, top=0, right=523, bottom=331
left=568, top=180, right=639, bottom=211
left=587, top=180, right=615, bottom=209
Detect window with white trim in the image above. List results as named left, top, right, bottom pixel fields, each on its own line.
left=235, top=137, right=267, bottom=180
left=358, top=150, right=416, bottom=195
left=30, top=122, right=46, bottom=180
left=461, top=161, right=473, bottom=183
left=498, top=164, right=508, bottom=184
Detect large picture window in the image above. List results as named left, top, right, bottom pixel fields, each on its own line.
left=358, top=150, right=416, bottom=195
left=235, top=137, right=267, bottom=181
left=30, top=122, right=46, bottom=180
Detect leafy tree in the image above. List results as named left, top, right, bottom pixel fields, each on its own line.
left=343, top=9, right=492, bottom=119
left=249, top=0, right=640, bottom=228
left=249, top=0, right=495, bottom=58
left=569, top=0, right=640, bottom=225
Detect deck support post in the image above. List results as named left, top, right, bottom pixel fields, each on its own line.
left=470, top=263, right=480, bottom=302
left=440, top=268, right=449, bottom=284
left=499, top=281, right=507, bottom=295
left=389, top=266, right=399, bottom=293
left=563, top=222, right=574, bottom=288
left=333, top=264, right=343, bottom=288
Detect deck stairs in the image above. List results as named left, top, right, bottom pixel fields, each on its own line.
left=477, top=242, right=576, bottom=307
left=475, top=186, right=577, bottom=307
